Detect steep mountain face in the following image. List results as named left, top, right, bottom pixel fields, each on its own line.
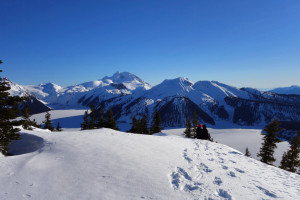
left=269, top=85, right=300, bottom=95
left=4, top=78, right=51, bottom=114
left=13, top=73, right=300, bottom=128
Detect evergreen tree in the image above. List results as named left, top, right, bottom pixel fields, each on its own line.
left=192, top=111, right=198, bottom=138
left=150, top=111, right=163, bottom=134
left=96, top=106, right=105, bottom=128
left=129, top=116, right=139, bottom=133
left=140, top=114, right=149, bottom=134
left=184, top=118, right=192, bottom=138
left=245, top=147, right=251, bottom=157
left=21, top=103, right=32, bottom=130
left=81, top=110, right=89, bottom=130
left=257, top=118, right=283, bottom=165
left=43, top=111, right=54, bottom=131
left=0, top=60, right=23, bottom=155
left=106, top=109, right=118, bottom=130
left=280, top=131, right=300, bottom=173
left=88, top=105, right=96, bottom=129
left=31, top=119, right=42, bottom=128
left=56, top=122, right=62, bottom=131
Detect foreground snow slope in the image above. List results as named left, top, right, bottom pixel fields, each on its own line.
left=1, top=129, right=299, bottom=200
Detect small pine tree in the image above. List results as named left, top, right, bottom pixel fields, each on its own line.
left=192, top=111, right=198, bottom=138
left=184, top=118, right=192, bottom=138
left=43, top=111, right=54, bottom=131
left=56, top=122, right=62, bottom=131
left=150, top=111, right=163, bottom=134
left=81, top=110, right=89, bottom=130
left=257, top=118, right=283, bottom=165
left=0, top=60, right=24, bottom=155
left=96, top=106, right=105, bottom=128
left=88, top=105, right=96, bottom=129
left=280, top=131, right=300, bottom=173
left=140, top=114, right=149, bottom=134
left=21, top=103, right=32, bottom=130
left=31, top=119, right=42, bottom=128
left=106, top=109, right=118, bottom=130
left=245, top=147, right=251, bottom=157
left=129, top=116, right=139, bottom=133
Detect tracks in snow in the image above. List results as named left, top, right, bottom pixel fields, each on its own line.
left=169, top=140, right=280, bottom=200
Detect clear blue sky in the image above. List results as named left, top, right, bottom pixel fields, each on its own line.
left=1, top=0, right=300, bottom=89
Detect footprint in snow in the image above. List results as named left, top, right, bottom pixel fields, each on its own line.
left=170, top=167, right=192, bottom=189
left=22, top=194, right=31, bottom=198
left=217, top=189, right=232, bottom=200
left=234, top=168, right=245, bottom=173
left=213, top=177, right=222, bottom=186
left=256, top=186, right=277, bottom=198
left=198, top=163, right=212, bottom=173
left=228, top=171, right=236, bottom=177
left=222, top=165, right=228, bottom=170
left=182, top=149, right=192, bottom=163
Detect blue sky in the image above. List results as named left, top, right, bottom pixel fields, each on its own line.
left=1, top=0, right=300, bottom=89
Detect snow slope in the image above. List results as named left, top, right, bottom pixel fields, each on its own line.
left=1, top=128, right=299, bottom=200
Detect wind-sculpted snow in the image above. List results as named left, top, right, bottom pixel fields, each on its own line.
left=0, top=128, right=299, bottom=200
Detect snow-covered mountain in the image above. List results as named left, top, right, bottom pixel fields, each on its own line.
left=3, top=78, right=50, bottom=114
left=269, top=85, right=300, bottom=95
left=24, top=72, right=151, bottom=106
left=13, top=72, right=300, bottom=127
left=2, top=128, right=299, bottom=199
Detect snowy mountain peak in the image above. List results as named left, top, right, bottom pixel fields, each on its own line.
left=193, top=81, right=249, bottom=100
left=102, top=72, right=151, bottom=90
left=2, top=78, right=30, bottom=97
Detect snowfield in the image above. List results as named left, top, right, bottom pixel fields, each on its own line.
left=1, top=128, right=299, bottom=200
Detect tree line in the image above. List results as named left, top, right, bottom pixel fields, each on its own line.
left=80, top=104, right=163, bottom=135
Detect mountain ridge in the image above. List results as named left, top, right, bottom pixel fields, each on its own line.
left=6, top=72, right=300, bottom=128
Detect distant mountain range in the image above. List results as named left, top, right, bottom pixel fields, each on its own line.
left=269, top=85, right=300, bottom=95
left=5, top=72, right=300, bottom=128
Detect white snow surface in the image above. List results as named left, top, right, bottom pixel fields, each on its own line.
left=1, top=128, right=299, bottom=200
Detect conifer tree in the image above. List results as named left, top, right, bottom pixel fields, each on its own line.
left=184, top=118, right=192, bottom=138
left=43, top=111, right=54, bottom=131
left=56, top=122, right=62, bottom=131
left=245, top=147, right=251, bottom=157
left=280, top=131, right=300, bottom=173
left=140, top=114, right=149, bottom=134
left=81, top=110, right=89, bottom=130
left=21, top=103, right=32, bottom=130
left=192, top=111, right=198, bottom=138
left=257, top=118, right=283, bottom=165
left=88, top=105, right=96, bottom=129
left=96, top=106, right=105, bottom=128
left=150, top=111, right=163, bottom=134
left=0, top=60, right=23, bottom=155
left=32, top=119, right=42, bottom=128
left=129, top=116, right=139, bottom=133
left=106, top=109, right=118, bottom=130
